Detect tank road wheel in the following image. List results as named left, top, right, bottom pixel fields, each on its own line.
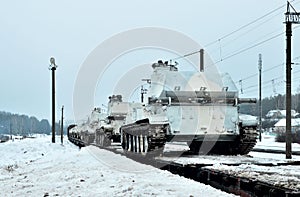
left=121, top=130, right=126, bottom=150
left=238, top=127, right=258, bottom=155
left=120, top=123, right=168, bottom=156
left=139, top=135, right=148, bottom=155
left=188, top=141, right=201, bottom=154
left=122, top=132, right=130, bottom=152
left=126, top=133, right=129, bottom=151
left=143, top=136, right=148, bottom=154
left=129, top=134, right=133, bottom=152
left=138, top=135, right=142, bottom=153
left=133, top=135, right=137, bottom=153
left=104, top=134, right=111, bottom=147
left=95, top=128, right=111, bottom=147
left=125, top=133, right=132, bottom=152
left=99, top=130, right=104, bottom=147
left=95, top=129, right=101, bottom=145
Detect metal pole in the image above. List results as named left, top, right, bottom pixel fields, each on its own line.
left=10, top=121, right=12, bottom=140
left=61, top=105, right=64, bottom=144
left=51, top=67, right=56, bottom=143
left=258, top=54, right=262, bottom=142
left=286, top=22, right=292, bottom=159
left=141, top=86, right=144, bottom=103
left=200, top=49, right=204, bottom=72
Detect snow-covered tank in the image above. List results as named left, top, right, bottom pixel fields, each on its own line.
left=71, top=107, right=106, bottom=145
left=68, top=95, right=130, bottom=146
left=95, top=95, right=129, bottom=145
left=120, top=60, right=258, bottom=155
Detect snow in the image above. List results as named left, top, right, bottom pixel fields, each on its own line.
left=274, top=118, right=300, bottom=127
left=0, top=135, right=235, bottom=196
left=205, top=164, right=300, bottom=191
left=162, top=133, right=300, bottom=162
left=239, top=114, right=258, bottom=126
left=160, top=133, right=300, bottom=165
left=266, top=110, right=298, bottom=118
left=254, top=132, right=300, bottom=152
left=205, top=133, right=300, bottom=192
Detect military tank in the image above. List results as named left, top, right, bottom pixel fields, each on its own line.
left=95, top=95, right=129, bottom=146
left=68, top=95, right=129, bottom=147
left=68, top=107, right=106, bottom=145
left=120, top=60, right=258, bottom=155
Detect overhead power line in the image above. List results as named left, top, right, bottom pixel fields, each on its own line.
left=215, top=32, right=283, bottom=63
left=241, top=67, right=300, bottom=94
left=235, top=55, right=300, bottom=84
left=169, top=0, right=300, bottom=76
left=170, top=2, right=289, bottom=62
left=204, top=4, right=286, bottom=48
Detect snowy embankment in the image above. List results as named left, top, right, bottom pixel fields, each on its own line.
left=0, top=135, right=235, bottom=197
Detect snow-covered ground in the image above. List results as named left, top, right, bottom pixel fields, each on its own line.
left=216, top=133, right=300, bottom=192
left=205, top=163, right=300, bottom=192
left=254, top=132, right=300, bottom=151
left=161, top=133, right=300, bottom=165
left=159, top=133, right=300, bottom=192
left=0, top=135, right=235, bottom=197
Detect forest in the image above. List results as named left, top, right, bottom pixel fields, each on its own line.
left=239, top=93, right=300, bottom=118
left=0, top=111, right=52, bottom=136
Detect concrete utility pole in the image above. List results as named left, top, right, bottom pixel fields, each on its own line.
left=258, top=54, right=262, bottom=142
left=284, top=2, right=300, bottom=159
left=49, top=57, right=57, bottom=143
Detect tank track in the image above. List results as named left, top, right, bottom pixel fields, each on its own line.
left=237, top=126, right=258, bottom=155
left=121, top=121, right=168, bottom=156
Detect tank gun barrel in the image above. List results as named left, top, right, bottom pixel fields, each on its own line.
left=238, top=98, right=257, bottom=104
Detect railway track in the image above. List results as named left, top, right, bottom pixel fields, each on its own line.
left=69, top=137, right=300, bottom=197
left=252, top=148, right=300, bottom=155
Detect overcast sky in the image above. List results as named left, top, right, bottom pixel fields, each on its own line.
left=0, top=0, right=299, bottom=121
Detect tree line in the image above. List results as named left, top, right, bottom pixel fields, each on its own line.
left=0, top=111, right=51, bottom=136
left=239, top=93, right=300, bottom=117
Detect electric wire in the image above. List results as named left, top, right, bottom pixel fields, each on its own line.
left=204, top=4, right=286, bottom=48
left=210, top=15, right=284, bottom=56
left=170, top=2, right=290, bottom=62
left=170, top=1, right=300, bottom=70
left=168, top=1, right=300, bottom=98
left=214, top=32, right=283, bottom=64
left=241, top=68, right=300, bottom=95
left=234, top=54, right=300, bottom=84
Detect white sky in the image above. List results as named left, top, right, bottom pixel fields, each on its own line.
left=0, top=0, right=299, bottom=121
